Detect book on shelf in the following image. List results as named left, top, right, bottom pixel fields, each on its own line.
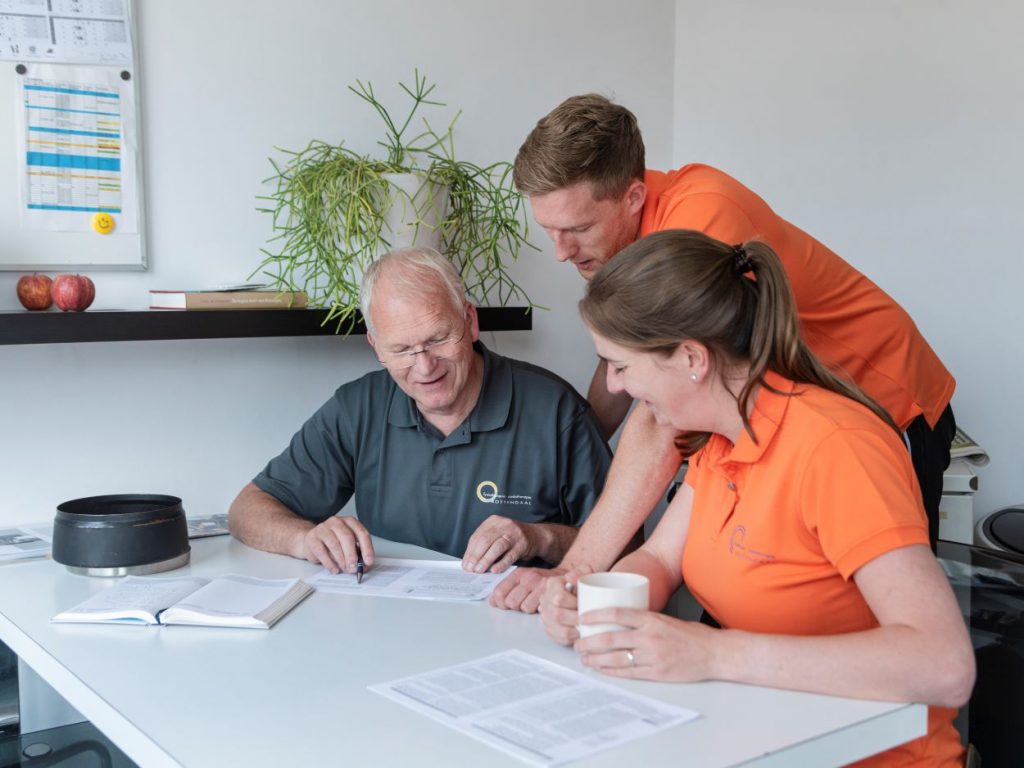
left=52, top=574, right=312, bottom=629
left=149, top=289, right=307, bottom=310
left=950, top=426, right=989, bottom=466
left=208, top=283, right=273, bottom=291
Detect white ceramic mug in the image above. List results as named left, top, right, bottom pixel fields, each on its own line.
left=576, top=572, right=649, bottom=638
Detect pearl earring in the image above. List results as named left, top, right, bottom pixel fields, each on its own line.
left=690, top=373, right=698, bottom=382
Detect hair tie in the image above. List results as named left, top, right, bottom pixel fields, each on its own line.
left=732, top=244, right=754, bottom=274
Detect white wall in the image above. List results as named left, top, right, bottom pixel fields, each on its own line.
left=4, top=0, right=1018, bottom=534
left=0, top=1, right=675, bottom=526
left=675, top=0, right=1024, bottom=524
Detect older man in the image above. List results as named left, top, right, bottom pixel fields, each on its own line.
left=228, top=248, right=610, bottom=576
left=488, top=93, right=956, bottom=611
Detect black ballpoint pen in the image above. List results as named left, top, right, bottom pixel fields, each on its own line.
left=356, top=543, right=364, bottom=584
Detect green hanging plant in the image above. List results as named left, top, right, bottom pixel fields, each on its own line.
left=254, top=70, right=539, bottom=332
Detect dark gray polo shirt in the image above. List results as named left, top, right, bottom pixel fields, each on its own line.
left=253, top=342, right=611, bottom=561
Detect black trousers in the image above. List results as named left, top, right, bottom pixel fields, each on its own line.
left=906, top=404, right=957, bottom=553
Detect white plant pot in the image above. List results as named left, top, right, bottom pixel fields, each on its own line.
left=380, top=172, right=449, bottom=255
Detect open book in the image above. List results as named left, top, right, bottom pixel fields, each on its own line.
left=52, top=574, right=312, bottom=629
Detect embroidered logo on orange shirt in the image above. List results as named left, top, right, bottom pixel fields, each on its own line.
left=728, top=525, right=776, bottom=564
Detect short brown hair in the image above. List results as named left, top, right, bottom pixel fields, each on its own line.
left=513, top=94, right=645, bottom=200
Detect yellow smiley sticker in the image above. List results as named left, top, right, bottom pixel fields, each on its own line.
left=91, top=212, right=115, bottom=234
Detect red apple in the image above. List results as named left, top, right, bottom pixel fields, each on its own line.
left=51, top=274, right=96, bottom=312
left=16, top=274, right=54, bottom=310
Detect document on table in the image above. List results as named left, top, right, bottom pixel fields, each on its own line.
left=371, top=649, right=699, bottom=767
left=0, top=523, right=52, bottom=563
left=306, top=558, right=513, bottom=602
left=186, top=513, right=230, bottom=539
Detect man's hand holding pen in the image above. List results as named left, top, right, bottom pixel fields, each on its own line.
left=298, top=515, right=374, bottom=576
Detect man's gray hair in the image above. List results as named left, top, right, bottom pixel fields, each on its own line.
left=360, top=248, right=469, bottom=335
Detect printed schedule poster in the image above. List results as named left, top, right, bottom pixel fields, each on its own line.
left=15, top=63, right=138, bottom=232
left=0, top=0, right=133, bottom=66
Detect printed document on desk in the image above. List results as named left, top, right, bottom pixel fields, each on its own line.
left=0, top=523, right=53, bottom=563
left=186, top=513, right=230, bottom=539
left=371, top=649, right=699, bottom=767
left=306, top=558, right=513, bottom=601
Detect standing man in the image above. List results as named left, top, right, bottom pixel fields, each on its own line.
left=229, top=248, right=611, bottom=574
left=489, top=93, right=954, bottom=612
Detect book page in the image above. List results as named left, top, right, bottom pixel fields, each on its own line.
left=371, top=650, right=698, bottom=766
left=52, top=575, right=208, bottom=624
left=306, top=558, right=513, bottom=601
left=160, top=574, right=307, bottom=626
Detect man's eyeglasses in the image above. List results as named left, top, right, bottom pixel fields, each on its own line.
left=375, top=317, right=468, bottom=370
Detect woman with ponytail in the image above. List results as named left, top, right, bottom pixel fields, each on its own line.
left=541, top=229, right=974, bottom=767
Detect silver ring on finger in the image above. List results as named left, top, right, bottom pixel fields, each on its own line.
left=626, top=649, right=636, bottom=667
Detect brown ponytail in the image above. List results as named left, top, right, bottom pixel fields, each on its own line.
left=580, top=229, right=898, bottom=456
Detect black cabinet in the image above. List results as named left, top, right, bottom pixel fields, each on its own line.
left=939, top=541, right=1024, bottom=765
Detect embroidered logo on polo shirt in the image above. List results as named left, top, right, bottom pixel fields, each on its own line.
left=475, top=480, right=532, bottom=506
left=476, top=481, right=499, bottom=502
left=728, top=525, right=775, bottom=564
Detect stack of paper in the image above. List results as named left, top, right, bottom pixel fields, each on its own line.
left=0, top=523, right=52, bottom=564
left=186, top=513, right=230, bottom=539
left=949, top=427, right=990, bottom=466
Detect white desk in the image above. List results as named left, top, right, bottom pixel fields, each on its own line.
left=0, top=537, right=925, bottom=767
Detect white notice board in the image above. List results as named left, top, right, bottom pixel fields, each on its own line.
left=0, top=0, right=145, bottom=270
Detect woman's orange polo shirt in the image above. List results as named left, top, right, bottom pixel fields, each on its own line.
left=683, top=371, right=962, bottom=766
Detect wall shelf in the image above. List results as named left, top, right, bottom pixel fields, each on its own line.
left=0, top=307, right=532, bottom=346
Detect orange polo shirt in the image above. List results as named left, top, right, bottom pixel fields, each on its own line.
left=640, top=165, right=954, bottom=430
left=682, top=371, right=962, bottom=766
